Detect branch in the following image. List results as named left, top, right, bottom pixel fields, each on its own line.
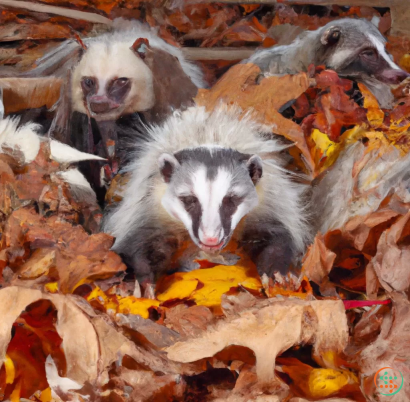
left=182, top=47, right=256, bottom=61
left=0, top=0, right=112, bottom=25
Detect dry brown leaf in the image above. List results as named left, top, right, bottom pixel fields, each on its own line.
left=115, top=313, right=181, bottom=348
left=357, top=294, right=410, bottom=401
left=164, top=304, right=214, bottom=338
left=0, top=78, right=62, bottom=114
left=0, top=286, right=99, bottom=384
left=195, top=63, right=315, bottom=173
left=166, top=298, right=348, bottom=385
left=302, top=234, right=336, bottom=285
left=367, top=211, right=410, bottom=292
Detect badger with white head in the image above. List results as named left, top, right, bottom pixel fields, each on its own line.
left=103, top=106, right=310, bottom=283
left=247, top=18, right=409, bottom=108
left=16, top=20, right=205, bottom=194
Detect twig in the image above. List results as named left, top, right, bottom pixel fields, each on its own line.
left=182, top=47, right=256, bottom=61
left=0, top=0, right=112, bottom=25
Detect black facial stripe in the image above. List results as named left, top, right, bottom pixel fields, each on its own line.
left=185, top=201, right=202, bottom=239
left=219, top=196, right=243, bottom=239
left=106, top=78, right=131, bottom=104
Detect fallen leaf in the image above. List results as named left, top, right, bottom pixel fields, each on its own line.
left=367, top=211, right=410, bottom=292
left=195, top=63, right=315, bottom=174
left=166, top=299, right=348, bottom=385
left=156, top=264, right=262, bottom=309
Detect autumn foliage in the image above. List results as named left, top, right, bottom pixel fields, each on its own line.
left=0, top=1, right=410, bottom=402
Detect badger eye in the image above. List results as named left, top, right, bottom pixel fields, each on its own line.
left=179, top=195, right=198, bottom=209
left=223, top=195, right=242, bottom=207
left=361, top=49, right=378, bottom=61
left=116, top=77, right=129, bottom=86
left=83, top=77, right=95, bottom=88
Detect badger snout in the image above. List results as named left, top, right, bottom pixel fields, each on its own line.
left=376, top=69, right=410, bottom=85
left=198, top=226, right=225, bottom=252
left=88, top=96, right=120, bottom=114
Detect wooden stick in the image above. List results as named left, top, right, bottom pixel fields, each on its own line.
left=0, top=0, right=112, bottom=25
left=182, top=47, right=256, bottom=61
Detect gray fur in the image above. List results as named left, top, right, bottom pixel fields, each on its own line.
left=20, top=19, right=205, bottom=88
left=312, top=141, right=410, bottom=233
left=246, top=18, right=408, bottom=108
left=103, top=105, right=311, bottom=282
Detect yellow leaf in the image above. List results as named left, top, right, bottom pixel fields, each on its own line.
left=40, top=387, right=52, bottom=402
left=4, top=354, right=15, bottom=384
left=44, top=282, right=59, bottom=293
left=358, top=83, right=384, bottom=128
left=10, top=379, right=21, bottom=402
left=308, top=368, right=358, bottom=398
left=156, top=265, right=262, bottom=308
left=156, top=279, right=199, bottom=302
left=117, top=297, right=160, bottom=318
left=87, top=286, right=159, bottom=318
left=87, top=286, right=118, bottom=312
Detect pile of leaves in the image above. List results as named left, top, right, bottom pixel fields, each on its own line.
left=0, top=2, right=410, bottom=402
left=0, top=59, right=409, bottom=401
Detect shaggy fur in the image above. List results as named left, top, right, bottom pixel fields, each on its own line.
left=103, top=106, right=311, bottom=280
left=311, top=141, right=410, bottom=233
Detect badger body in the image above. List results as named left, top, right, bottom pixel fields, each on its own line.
left=103, top=106, right=310, bottom=283
left=246, top=18, right=409, bottom=108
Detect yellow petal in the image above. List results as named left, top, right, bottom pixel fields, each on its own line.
left=4, top=354, right=15, bottom=384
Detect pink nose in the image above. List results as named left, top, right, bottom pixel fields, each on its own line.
left=202, top=236, right=220, bottom=246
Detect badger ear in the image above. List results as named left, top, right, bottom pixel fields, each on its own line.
left=131, top=38, right=150, bottom=59
left=247, top=155, right=263, bottom=185
left=320, top=26, right=341, bottom=46
left=158, top=153, right=180, bottom=183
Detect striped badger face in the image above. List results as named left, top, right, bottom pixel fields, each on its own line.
left=320, top=19, right=409, bottom=86
left=158, top=147, right=263, bottom=253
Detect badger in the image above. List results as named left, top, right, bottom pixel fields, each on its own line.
left=246, top=18, right=409, bottom=109
left=102, top=106, right=310, bottom=283
left=14, top=19, right=205, bottom=196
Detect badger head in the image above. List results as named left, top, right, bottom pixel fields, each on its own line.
left=72, top=38, right=155, bottom=122
left=317, top=18, right=409, bottom=106
left=158, top=146, right=263, bottom=253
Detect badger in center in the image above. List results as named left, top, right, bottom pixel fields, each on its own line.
left=103, top=106, right=309, bottom=283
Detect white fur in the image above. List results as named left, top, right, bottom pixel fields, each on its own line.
left=103, top=105, right=310, bottom=254
left=50, top=140, right=106, bottom=163
left=71, top=20, right=205, bottom=119
left=195, top=167, right=230, bottom=244
left=0, top=117, right=41, bottom=163
left=368, top=34, right=400, bottom=70
left=328, top=49, right=355, bottom=69
left=57, top=169, right=97, bottom=205
left=0, top=116, right=98, bottom=205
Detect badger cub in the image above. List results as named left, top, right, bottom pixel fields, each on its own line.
left=103, top=106, right=309, bottom=283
